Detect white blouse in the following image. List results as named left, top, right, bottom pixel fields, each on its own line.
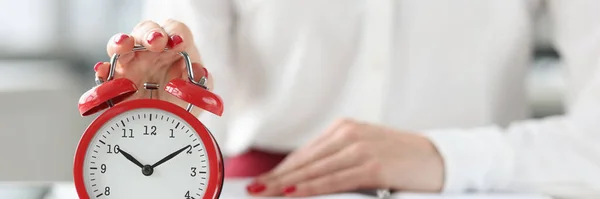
left=142, top=0, right=600, bottom=198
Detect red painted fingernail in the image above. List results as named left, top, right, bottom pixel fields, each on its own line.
left=146, top=32, right=163, bottom=44
left=202, top=67, right=208, bottom=78
left=93, top=62, right=104, bottom=72
left=167, top=35, right=183, bottom=48
left=246, top=183, right=266, bottom=193
left=113, top=34, right=129, bottom=44
left=283, top=186, right=296, bottom=194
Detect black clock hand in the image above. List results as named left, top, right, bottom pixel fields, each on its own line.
left=151, top=145, right=191, bottom=168
left=118, top=148, right=144, bottom=168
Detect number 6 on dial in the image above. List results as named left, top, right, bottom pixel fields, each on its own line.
left=74, top=46, right=225, bottom=199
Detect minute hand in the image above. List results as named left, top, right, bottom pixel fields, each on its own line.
left=151, top=145, right=191, bottom=168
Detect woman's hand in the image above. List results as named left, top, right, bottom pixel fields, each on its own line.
left=247, top=119, right=445, bottom=197
left=95, top=20, right=212, bottom=115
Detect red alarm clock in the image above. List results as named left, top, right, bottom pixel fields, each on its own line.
left=74, top=46, right=224, bottom=199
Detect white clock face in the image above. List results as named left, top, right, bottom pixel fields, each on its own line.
left=82, top=108, right=211, bottom=199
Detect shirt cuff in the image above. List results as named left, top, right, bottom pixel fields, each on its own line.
left=420, top=126, right=515, bottom=193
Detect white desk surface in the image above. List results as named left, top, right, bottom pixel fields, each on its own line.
left=43, top=178, right=550, bottom=199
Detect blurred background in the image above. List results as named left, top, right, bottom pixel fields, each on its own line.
left=0, top=0, right=564, bottom=187
left=0, top=0, right=144, bottom=182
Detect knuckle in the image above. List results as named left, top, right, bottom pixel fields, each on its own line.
left=363, top=160, right=384, bottom=184
left=345, top=122, right=359, bottom=132
left=177, top=22, right=191, bottom=32
left=134, top=20, right=159, bottom=29
left=337, top=121, right=360, bottom=138
left=164, top=19, right=192, bottom=33
left=367, top=160, right=383, bottom=174
left=338, top=125, right=361, bottom=142
left=347, top=141, right=369, bottom=156
left=304, top=168, right=320, bottom=179
left=328, top=118, right=356, bottom=136
left=335, top=118, right=354, bottom=126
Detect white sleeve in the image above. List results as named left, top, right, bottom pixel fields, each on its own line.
left=421, top=1, right=600, bottom=198
left=140, top=0, right=237, bottom=146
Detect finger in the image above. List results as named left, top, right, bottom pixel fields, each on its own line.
left=313, top=119, right=358, bottom=146
left=285, top=163, right=380, bottom=197
left=93, top=62, right=111, bottom=79
left=265, top=119, right=352, bottom=177
left=131, top=20, right=169, bottom=52
left=204, top=68, right=214, bottom=91
left=193, top=62, right=207, bottom=82
left=106, top=33, right=135, bottom=58
left=283, top=119, right=355, bottom=160
left=291, top=119, right=351, bottom=156
left=160, top=20, right=193, bottom=51
left=264, top=120, right=364, bottom=179
left=160, top=19, right=202, bottom=62
left=255, top=142, right=366, bottom=196
left=168, top=59, right=205, bottom=82
left=255, top=137, right=341, bottom=183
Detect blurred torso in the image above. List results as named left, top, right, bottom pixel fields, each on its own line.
left=210, top=0, right=538, bottom=156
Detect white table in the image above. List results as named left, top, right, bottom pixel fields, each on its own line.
left=41, top=178, right=550, bottom=199
left=43, top=179, right=362, bottom=199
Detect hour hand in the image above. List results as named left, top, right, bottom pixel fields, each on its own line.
left=118, top=148, right=144, bottom=168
